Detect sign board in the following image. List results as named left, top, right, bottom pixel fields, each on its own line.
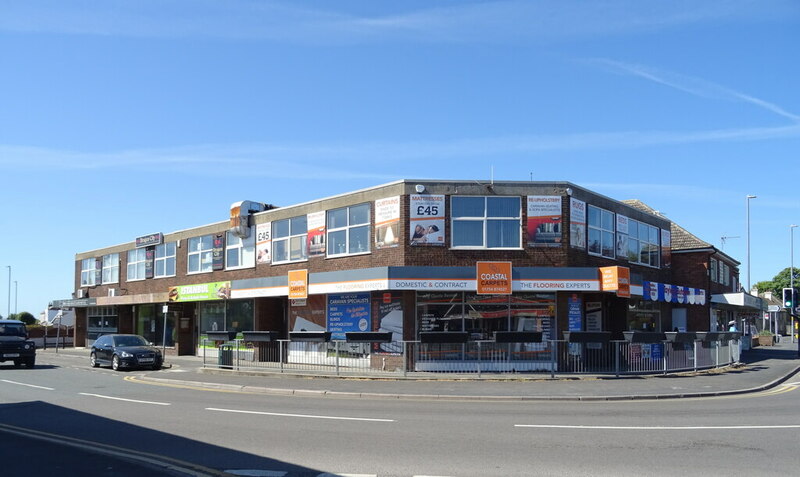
left=135, top=232, right=163, bottom=248
left=599, top=266, right=630, bottom=298
left=168, top=282, right=230, bottom=302
left=288, top=269, right=309, bottom=300
left=476, top=261, right=512, bottom=295
left=767, top=305, right=781, bottom=312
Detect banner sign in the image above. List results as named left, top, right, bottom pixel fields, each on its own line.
left=410, top=194, right=445, bottom=245
left=168, top=281, right=230, bottom=302
left=288, top=269, right=308, bottom=300
left=326, top=292, right=371, bottom=340
left=256, top=222, right=271, bottom=264
left=616, top=215, right=629, bottom=260
left=476, top=261, right=512, bottom=295
left=307, top=211, right=326, bottom=257
left=600, top=266, right=631, bottom=298
left=375, top=196, right=401, bottom=249
left=145, top=247, right=155, bottom=279
left=135, top=232, right=163, bottom=248
left=568, top=294, right=583, bottom=331
left=526, top=196, right=562, bottom=247
left=570, top=198, right=586, bottom=249
left=212, top=233, right=225, bottom=271
left=643, top=281, right=706, bottom=305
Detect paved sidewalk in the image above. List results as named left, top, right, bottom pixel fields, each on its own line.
left=42, top=338, right=800, bottom=401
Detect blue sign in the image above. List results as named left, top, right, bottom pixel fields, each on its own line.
left=651, top=343, right=663, bottom=361
left=568, top=294, right=582, bottom=331
left=327, top=293, right=371, bottom=340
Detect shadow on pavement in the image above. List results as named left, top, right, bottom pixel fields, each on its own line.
left=0, top=401, right=322, bottom=476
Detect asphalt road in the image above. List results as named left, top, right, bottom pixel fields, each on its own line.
left=1, top=352, right=799, bottom=476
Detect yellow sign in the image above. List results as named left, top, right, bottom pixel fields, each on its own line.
left=288, top=269, right=308, bottom=300
left=476, top=261, right=513, bottom=295
left=599, top=266, right=630, bottom=298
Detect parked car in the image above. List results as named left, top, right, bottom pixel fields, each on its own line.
left=0, top=319, right=36, bottom=368
left=89, top=334, right=163, bottom=371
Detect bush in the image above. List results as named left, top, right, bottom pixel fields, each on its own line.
left=757, top=329, right=774, bottom=337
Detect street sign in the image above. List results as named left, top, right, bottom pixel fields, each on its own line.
left=767, top=305, right=781, bottom=312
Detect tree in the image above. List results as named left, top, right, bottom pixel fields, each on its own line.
left=6, top=312, right=37, bottom=325
left=754, top=267, right=799, bottom=296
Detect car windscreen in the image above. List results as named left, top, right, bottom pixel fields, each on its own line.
left=0, top=324, right=26, bottom=337
left=113, top=336, right=148, bottom=347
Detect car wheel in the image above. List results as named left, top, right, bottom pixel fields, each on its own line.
left=90, top=352, right=99, bottom=368
left=24, top=358, right=35, bottom=369
left=151, top=363, right=161, bottom=371
left=112, top=355, right=121, bottom=371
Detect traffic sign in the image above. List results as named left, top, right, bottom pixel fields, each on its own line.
left=768, top=305, right=781, bottom=312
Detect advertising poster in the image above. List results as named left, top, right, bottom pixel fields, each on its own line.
left=212, top=233, right=225, bottom=270
left=526, top=195, right=562, bottom=247
left=477, top=261, right=513, bottom=295
left=307, top=211, right=326, bottom=257
left=168, top=281, right=230, bottom=302
left=145, top=247, right=155, bottom=279
left=616, top=215, right=629, bottom=260
left=256, top=222, right=271, bottom=264
left=289, top=295, right=327, bottom=332
left=375, top=196, right=401, bottom=249
left=568, top=294, right=583, bottom=331
left=661, top=228, right=672, bottom=269
left=326, top=293, right=371, bottom=340
left=570, top=198, right=586, bottom=249
left=410, top=194, right=445, bottom=245
left=288, top=269, right=308, bottom=300
left=373, top=293, right=403, bottom=354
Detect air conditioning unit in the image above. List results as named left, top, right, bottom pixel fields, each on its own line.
left=77, top=289, right=85, bottom=298
left=108, top=288, right=117, bottom=297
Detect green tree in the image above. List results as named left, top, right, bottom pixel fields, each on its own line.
left=754, top=267, right=799, bottom=296
left=7, top=312, right=37, bottom=325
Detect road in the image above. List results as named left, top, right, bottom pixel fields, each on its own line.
left=1, top=352, right=798, bottom=476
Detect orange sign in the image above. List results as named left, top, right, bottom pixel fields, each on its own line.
left=476, top=261, right=513, bottom=295
left=599, top=266, right=630, bottom=298
left=288, top=269, right=308, bottom=300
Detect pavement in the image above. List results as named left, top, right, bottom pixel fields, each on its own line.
left=40, top=336, right=800, bottom=401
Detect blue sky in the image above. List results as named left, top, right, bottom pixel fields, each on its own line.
left=1, top=0, right=799, bottom=316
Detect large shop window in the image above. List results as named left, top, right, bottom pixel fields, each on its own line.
left=417, top=292, right=555, bottom=340
left=198, top=300, right=254, bottom=342
left=226, top=228, right=256, bottom=269
left=101, top=253, right=119, bottom=284
left=188, top=235, right=214, bottom=274
left=86, top=306, right=118, bottom=344
left=626, top=219, right=660, bottom=267
left=627, top=300, right=661, bottom=331
left=127, top=248, right=146, bottom=281
left=273, top=216, right=308, bottom=264
left=80, top=258, right=96, bottom=287
left=136, top=304, right=175, bottom=347
left=451, top=196, right=521, bottom=249
left=154, top=242, right=177, bottom=278
left=327, top=203, right=370, bottom=256
left=588, top=205, right=615, bottom=258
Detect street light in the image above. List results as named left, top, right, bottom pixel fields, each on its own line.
left=791, top=224, right=798, bottom=345
left=13, top=280, right=17, bottom=314
left=746, top=195, right=757, bottom=292
left=4, top=265, right=9, bottom=318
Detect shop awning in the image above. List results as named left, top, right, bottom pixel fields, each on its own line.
left=710, top=292, right=766, bottom=311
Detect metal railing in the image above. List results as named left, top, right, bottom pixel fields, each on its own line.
left=202, top=337, right=741, bottom=377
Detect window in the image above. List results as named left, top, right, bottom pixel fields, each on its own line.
left=80, top=258, right=96, bottom=287
left=710, top=258, right=718, bottom=283
left=154, top=242, right=176, bottom=278
left=626, top=219, right=660, bottom=267
left=127, top=249, right=146, bottom=281
left=188, top=235, right=214, bottom=274
left=722, top=263, right=730, bottom=286
left=327, top=203, right=370, bottom=256
left=101, top=253, right=119, bottom=284
left=451, top=196, right=521, bottom=248
left=588, top=205, right=615, bottom=258
left=273, top=216, right=308, bottom=263
left=226, top=228, right=255, bottom=269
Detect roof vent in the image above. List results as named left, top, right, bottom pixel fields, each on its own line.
left=230, top=201, right=275, bottom=238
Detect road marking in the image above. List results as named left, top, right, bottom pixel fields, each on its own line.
left=225, top=470, right=287, bottom=476
left=1, top=379, right=54, bottom=391
left=79, top=393, right=171, bottom=406
left=207, top=407, right=394, bottom=422
left=515, top=424, right=800, bottom=430
left=318, top=474, right=376, bottom=477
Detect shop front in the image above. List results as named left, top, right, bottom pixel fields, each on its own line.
left=711, top=292, right=766, bottom=349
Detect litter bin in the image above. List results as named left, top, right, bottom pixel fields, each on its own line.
left=218, top=344, right=234, bottom=369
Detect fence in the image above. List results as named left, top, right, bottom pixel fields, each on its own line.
left=202, top=337, right=741, bottom=377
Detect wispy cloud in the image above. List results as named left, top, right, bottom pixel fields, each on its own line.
left=588, top=59, right=800, bottom=123
left=1, top=0, right=795, bottom=43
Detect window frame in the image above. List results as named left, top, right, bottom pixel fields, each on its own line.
left=626, top=219, right=660, bottom=268
left=272, top=216, right=309, bottom=264
left=101, top=253, right=119, bottom=284
left=450, top=196, right=522, bottom=249
left=326, top=203, right=371, bottom=257
left=154, top=242, right=177, bottom=278
left=187, top=234, right=215, bottom=274
left=80, top=258, right=96, bottom=287
left=588, top=205, right=616, bottom=259
left=127, top=248, right=147, bottom=282
left=226, top=227, right=256, bottom=270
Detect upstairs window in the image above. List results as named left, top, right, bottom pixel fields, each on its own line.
left=588, top=205, right=615, bottom=259
left=627, top=219, right=660, bottom=267
left=80, top=258, right=96, bottom=287
left=327, top=203, right=370, bottom=256
left=188, top=235, right=214, bottom=274
left=226, top=228, right=256, bottom=269
left=127, top=249, right=147, bottom=281
left=451, top=196, right=521, bottom=249
left=101, top=253, right=119, bottom=284
left=273, top=216, right=308, bottom=263
left=155, top=242, right=176, bottom=278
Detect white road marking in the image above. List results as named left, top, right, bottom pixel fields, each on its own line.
left=516, top=424, right=800, bottom=430
left=206, top=407, right=395, bottom=422
left=225, top=470, right=287, bottom=477
left=784, top=381, right=800, bottom=386
left=0, top=379, right=54, bottom=391
left=318, top=474, right=376, bottom=477
left=79, top=393, right=171, bottom=406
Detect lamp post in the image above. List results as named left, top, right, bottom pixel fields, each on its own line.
left=791, top=224, right=798, bottom=346
left=13, top=281, right=17, bottom=314
left=5, top=265, right=9, bottom=318
left=746, top=195, right=757, bottom=293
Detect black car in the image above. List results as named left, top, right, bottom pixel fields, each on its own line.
left=89, top=334, right=163, bottom=371
left=0, top=320, right=36, bottom=368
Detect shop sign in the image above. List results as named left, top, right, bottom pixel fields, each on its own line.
left=375, top=196, right=401, bottom=249
left=288, top=269, right=308, bottom=300
left=599, top=266, right=630, bottom=298
left=568, top=294, right=582, bottom=331
left=389, top=279, right=473, bottom=291
left=476, top=261, right=512, bottom=295
left=256, top=222, right=271, bottom=264
left=145, top=247, right=155, bottom=279
left=642, top=281, right=706, bottom=306
left=307, top=211, right=326, bottom=257
left=51, top=298, right=96, bottom=308
left=135, top=232, right=163, bottom=248
left=526, top=195, right=562, bottom=248
left=326, top=293, right=371, bottom=340
left=168, top=281, right=230, bottom=302
left=410, top=194, right=445, bottom=246
left=212, top=233, right=225, bottom=271
left=569, top=198, right=586, bottom=249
